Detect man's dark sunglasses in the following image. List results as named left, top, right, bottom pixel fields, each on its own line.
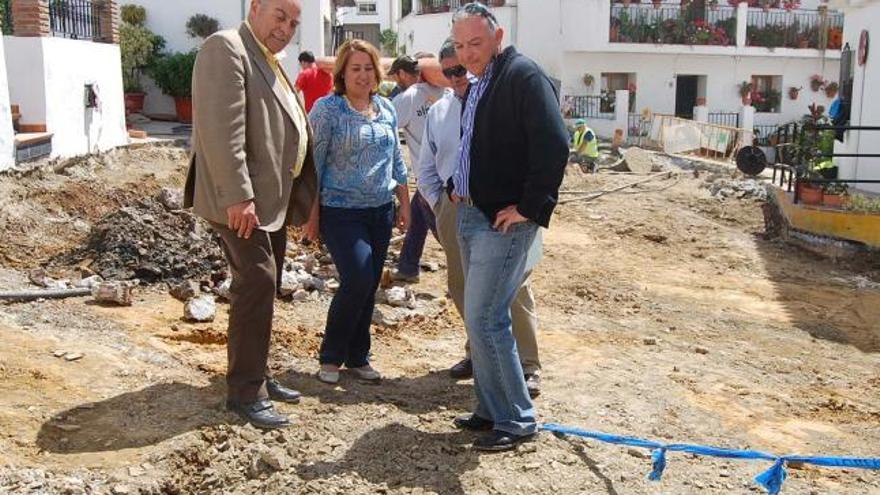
left=442, top=65, right=467, bottom=79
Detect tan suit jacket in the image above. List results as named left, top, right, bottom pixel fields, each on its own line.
left=184, top=23, right=317, bottom=231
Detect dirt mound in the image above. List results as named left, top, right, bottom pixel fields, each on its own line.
left=57, top=198, right=225, bottom=283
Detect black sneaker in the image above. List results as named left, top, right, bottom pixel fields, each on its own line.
left=453, top=414, right=493, bottom=431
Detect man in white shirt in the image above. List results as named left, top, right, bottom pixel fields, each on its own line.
left=389, top=54, right=445, bottom=282
left=416, top=39, right=543, bottom=397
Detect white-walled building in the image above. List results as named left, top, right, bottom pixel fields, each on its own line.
left=337, top=0, right=397, bottom=52
left=0, top=38, right=14, bottom=170
left=829, top=0, right=879, bottom=194
left=2, top=0, right=128, bottom=167
left=396, top=0, right=843, bottom=139
left=120, top=0, right=335, bottom=116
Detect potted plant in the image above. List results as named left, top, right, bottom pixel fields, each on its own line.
left=119, top=5, right=158, bottom=114
left=822, top=182, right=848, bottom=207
left=827, top=26, right=843, bottom=50
left=788, top=86, right=802, bottom=100
left=149, top=51, right=197, bottom=123
left=809, top=74, right=825, bottom=92
left=696, top=96, right=707, bottom=106
left=824, top=81, right=839, bottom=98
left=798, top=180, right=823, bottom=204
left=653, top=0, right=663, bottom=8
left=738, top=81, right=753, bottom=105
left=582, top=73, right=595, bottom=88
left=490, top=0, right=506, bottom=6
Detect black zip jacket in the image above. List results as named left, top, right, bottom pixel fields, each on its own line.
left=453, top=46, right=569, bottom=228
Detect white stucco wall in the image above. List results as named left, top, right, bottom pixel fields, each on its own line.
left=832, top=0, right=880, bottom=194
left=4, top=37, right=127, bottom=159
left=0, top=39, right=15, bottom=171
left=338, top=0, right=393, bottom=32
left=41, top=38, right=128, bottom=158
left=3, top=37, right=47, bottom=128
left=562, top=51, right=839, bottom=128
left=397, top=5, right=517, bottom=56
left=121, top=0, right=332, bottom=116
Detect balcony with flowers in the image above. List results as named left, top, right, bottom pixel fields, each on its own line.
left=610, top=0, right=737, bottom=46
left=609, top=0, right=843, bottom=51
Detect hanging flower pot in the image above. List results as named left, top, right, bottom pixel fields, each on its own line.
left=582, top=73, right=595, bottom=88
left=824, top=81, right=839, bottom=99
left=653, top=0, right=663, bottom=8
left=809, top=74, right=825, bottom=92
left=788, top=86, right=801, bottom=100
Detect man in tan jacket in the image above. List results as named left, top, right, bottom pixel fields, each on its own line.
left=184, top=0, right=316, bottom=429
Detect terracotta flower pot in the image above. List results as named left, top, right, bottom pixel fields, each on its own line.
left=797, top=182, right=823, bottom=205
left=174, top=96, right=193, bottom=124
left=696, top=96, right=707, bottom=106
left=822, top=193, right=847, bottom=208
left=124, top=92, right=146, bottom=114
left=742, top=95, right=752, bottom=106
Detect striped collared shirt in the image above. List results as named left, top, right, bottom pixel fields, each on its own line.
left=453, top=59, right=495, bottom=198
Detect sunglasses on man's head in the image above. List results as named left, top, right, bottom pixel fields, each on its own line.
left=442, top=65, right=467, bottom=79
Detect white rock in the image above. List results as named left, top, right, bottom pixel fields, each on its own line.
left=325, top=279, right=340, bottom=292
left=74, top=275, right=103, bottom=290
left=291, top=289, right=309, bottom=302
left=372, top=307, right=400, bottom=326
left=386, top=287, right=416, bottom=309
left=184, top=295, right=216, bottom=322
left=92, top=282, right=134, bottom=306
left=214, top=279, right=232, bottom=300
left=64, top=353, right=84, bottom=362
left=278, top=271, right=301, bottom=297
left=157, top=187, right=184, bottom=210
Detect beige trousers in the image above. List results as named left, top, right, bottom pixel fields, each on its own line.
left=433, top=194, right=541, bottom=374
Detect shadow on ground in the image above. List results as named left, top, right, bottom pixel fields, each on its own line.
left=296, top=422, right=481, bottom=495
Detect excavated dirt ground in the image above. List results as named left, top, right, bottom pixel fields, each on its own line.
left=0, top=144, right=879, bottom=495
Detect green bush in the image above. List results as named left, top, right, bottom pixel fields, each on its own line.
left=120, top=23, right=156, bottom=93
left=149, top=51, right=197, bottom=98
left=186, top=14, right=220, bottom=39
left=120, top=4, right=146, bottom=27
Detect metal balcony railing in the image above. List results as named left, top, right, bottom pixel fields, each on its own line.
left=418, top=0, right=506, bottom=15
left=48, top=0, right=103, bottom=41
left=610, top=2, right=736, bottom=46
left=562, top=95, right=615, bottom=120
left=708, top=111, right=741, bottom=128
left=746, top=8, right=844, bottom=49
left=609, top=1, right=844, bottom=50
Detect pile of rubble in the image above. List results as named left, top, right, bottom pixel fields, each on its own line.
left=57, top=189, right=225, bottom=283
left=702, top=175, right=768, bottom=201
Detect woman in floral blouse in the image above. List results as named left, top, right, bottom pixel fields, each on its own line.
left=304, top=39, right=410, bottom=385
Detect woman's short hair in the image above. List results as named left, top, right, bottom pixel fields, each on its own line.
left=332, top=39, right=384, bottom=96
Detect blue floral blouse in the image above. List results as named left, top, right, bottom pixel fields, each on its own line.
left=308, top=94, right=408, bottom=209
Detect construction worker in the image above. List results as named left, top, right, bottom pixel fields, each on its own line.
left=570, top=119, right=599, bottom=173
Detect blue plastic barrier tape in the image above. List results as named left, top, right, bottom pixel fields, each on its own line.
left=541, top=423, right=880, bottom=495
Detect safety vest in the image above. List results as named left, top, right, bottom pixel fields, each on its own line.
left=575, top=127, right=599, bottom=159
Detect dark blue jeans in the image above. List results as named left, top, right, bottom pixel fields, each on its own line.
left=319, top=202, right=393, bottom=367
left=396, top=191, right=437, bottom=277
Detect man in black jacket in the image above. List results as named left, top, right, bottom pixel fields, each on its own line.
left=448, top=2, right=569, bottom=451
